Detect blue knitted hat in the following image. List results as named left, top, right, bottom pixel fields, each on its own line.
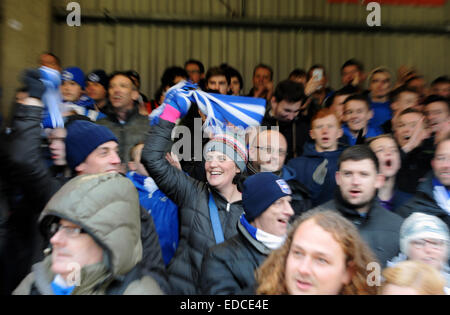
left=243, top=172, right=292, bottom=222
left=62, top=67, right=86, bottom=89
left=65, top=120, right=118, bottom=170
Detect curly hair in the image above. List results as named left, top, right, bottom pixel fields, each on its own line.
left=255, top=209, right=379, bottom=295
left=382, top=260, right=446, bottom=295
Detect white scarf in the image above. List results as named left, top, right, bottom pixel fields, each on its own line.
left=432, top=178, right=450, bottom=216
left=240, top=215, right=286, bottom=250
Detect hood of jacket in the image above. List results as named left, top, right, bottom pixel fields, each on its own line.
left=281, top=165, right=296, bottom=181
left=39, top=173, right=142, bottom=277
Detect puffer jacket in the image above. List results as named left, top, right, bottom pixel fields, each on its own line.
left=199, top=219, right=271, bottom=295
left=13, top=173, right=163, bottom=295
left=96, top=103, right=150, bottom=165
left=142, top=120, right=244, bottom=295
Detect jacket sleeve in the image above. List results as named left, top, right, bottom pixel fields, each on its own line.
left=141, top=119, right=204, bottom=208
left=199, top=248, right=246, bottom=295
left=7, top=104, right=62, bottom=211
left=138, top=205, right=171, bottom=294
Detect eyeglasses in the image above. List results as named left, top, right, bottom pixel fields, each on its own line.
left=410, top=239, right=447, bottom=250
left=49, top=222, right=86, bottom=238
left=256, top=146, right=287, bottom=156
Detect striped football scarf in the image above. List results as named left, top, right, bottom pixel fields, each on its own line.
left=150, top=81, right=266, bottom=133
left=39, top=66, right=64, bottom=128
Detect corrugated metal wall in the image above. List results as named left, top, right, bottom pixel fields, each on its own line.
left=51, top=0, right=449, bottom=99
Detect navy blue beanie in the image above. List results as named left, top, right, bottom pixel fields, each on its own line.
left=86, top=69, right=109, bottom=91
left=243, top=172, right=292, bottom=222
left=65, top=120, right=118, bottom=170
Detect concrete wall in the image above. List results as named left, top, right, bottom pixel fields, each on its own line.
left=0, top=0, right=51, bottom=122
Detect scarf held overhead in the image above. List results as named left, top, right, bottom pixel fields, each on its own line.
left=150, top=81, right=266, bottom=133
left=39, top=66, right=64, bottom=129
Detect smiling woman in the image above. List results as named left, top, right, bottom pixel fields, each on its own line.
left=141, top=113, right=248, bottom=294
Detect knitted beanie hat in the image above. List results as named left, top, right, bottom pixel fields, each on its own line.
left=400, top=212, right=450, bottom=256
left=62, top=67, right=86, bottom=89
left=65, top=120, right=118, bottom=170
left=86, top=69, right=109, bottom=91
left=243, top=172, right=292, bottom=222
left=203, top=132, right=248, bottom=172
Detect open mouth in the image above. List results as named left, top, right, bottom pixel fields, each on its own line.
left=385, top=159, right=392, bottom=168
left=209, top=171, right=223, bottom=177
left=296, top=279, right=313, bottom=291
left=349, top=189, right=362, bottom=197
left=277, top=218, right=288, bottom=225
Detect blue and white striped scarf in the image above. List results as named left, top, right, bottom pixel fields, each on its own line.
left=240, top=215, right=286, bottom=250
left=39, top=66, right=64, bottom=129
left=150, top=81, right=266, bottom=134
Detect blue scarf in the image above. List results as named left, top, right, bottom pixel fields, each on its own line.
left=239, top=215, right=286, bottom=250
left=150, top=81, right=266, bottom=133
left=51, top=275, right=75, bottom=295
left=39, top=66, right=64, bottom=129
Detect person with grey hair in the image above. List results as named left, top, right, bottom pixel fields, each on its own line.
left=388, top=212, right=450, bottom=292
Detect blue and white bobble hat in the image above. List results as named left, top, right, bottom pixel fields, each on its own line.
left=400, top=212, right=450, bottom=256
left=62, top=67, right=86, bottom=89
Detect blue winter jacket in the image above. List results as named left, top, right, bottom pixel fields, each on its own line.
left=342, top=125, right=383, bottom=146
left=126, top=171, right=179, bottom=266
left=369, top=99, right=392, bottom=129
left=287, top=142, right=346, bottom=207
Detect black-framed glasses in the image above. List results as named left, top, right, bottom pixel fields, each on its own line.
left=256, top=146, right=287, bottom=156
left=49, top=222, right=86, bottom=238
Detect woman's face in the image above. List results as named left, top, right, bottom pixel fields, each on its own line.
left=205, top=151, right=239, bottom=190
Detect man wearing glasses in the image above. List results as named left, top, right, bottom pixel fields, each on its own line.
left=14, top=173, right=163, bottom=295
left=247, top=129, right=312, bottom=217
